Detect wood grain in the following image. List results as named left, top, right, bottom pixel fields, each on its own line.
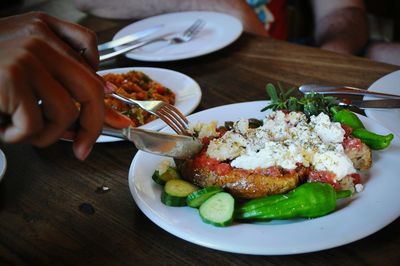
left=0, top=1, right=399, bottom=265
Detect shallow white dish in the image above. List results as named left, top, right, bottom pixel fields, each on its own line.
left=113, top=11, right=243, bottom=62
left=97, top=67, right=202, bottom=142
left=364, top=70, right=400, bottom=137
left=0, top=148, right=7, bottom=181
left=128, top=101, right=400, bottom=255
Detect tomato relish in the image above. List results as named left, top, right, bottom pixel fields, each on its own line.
left=103, top=71, right=176, bottom=127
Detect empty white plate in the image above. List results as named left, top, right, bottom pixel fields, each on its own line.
left=113, top=11, right=243, bottom=61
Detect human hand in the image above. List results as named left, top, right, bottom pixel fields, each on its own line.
left=0, top=12, right=104, bottom=160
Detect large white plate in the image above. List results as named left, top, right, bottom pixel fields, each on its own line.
left=128, top=101, right=400, bottom=255
left=97, top=67, right=201, bottom=142
left=113, top=11, right=243, bottom=62
left=364, top=70, right=400, bottom=136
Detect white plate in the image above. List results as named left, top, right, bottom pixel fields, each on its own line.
left=97, top=67, right=202, bottom=142
left=364, top=70, right=400, bottom=136
left=128, top=101, right=400, bottom=255
left=0, top=148, right=6, bottom=181
left=113, top=11, right=243, bottom=62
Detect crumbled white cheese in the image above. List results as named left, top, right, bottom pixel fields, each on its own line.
left=231, top=141, right=305, bottom=170
left=355, top=184, right=364, bottom=192
left=312, top=151, right=356, bottom=181
left=188, top=120, right=219, bottom=139
left=310, top=113, right=345, bottom=143
left=156, top=159, right=172, bottom=175
left=207, top=131, right=247, bottom=161
left=205, top=110, right=356, bottom=181
left=234, top=118, right=249, bottom=134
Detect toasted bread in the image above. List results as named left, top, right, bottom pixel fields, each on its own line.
left=175, top=159, right=308, bottom=199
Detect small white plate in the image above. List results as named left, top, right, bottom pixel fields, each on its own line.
left=97, top=67, right=202, bottom=142
left=0, top=148, right=7, bottom=181
left=128, top=101, right=400, bottom=255
left=364, top=70, right=400, bottom=136
left=113, top=11, right=243, bottom=62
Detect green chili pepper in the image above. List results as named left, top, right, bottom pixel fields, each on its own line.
left=235, top=182, right=351, bottom=220
left=330, top=106, right=394, bottom=150
left=352, top=128, right=394, bottom=150
left=330, top=106, right=365, bottom=129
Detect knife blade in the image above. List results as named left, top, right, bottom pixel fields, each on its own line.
left=97, top=24, right=164, bottom=51
left=299, top=84, right=400, bottom=99
left=338, top=99, right=400, bottom=109
left=123, top=128, right=203, bottom=159
left=102, top=127, right=203, bottom=159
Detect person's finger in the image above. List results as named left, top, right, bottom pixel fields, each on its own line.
left=29, top=38, right=104, bottom=160
left=0, top=58, right=43, bottom=143
left=104, top=106, right=132, bottom=129
left=25, top=52, right=80, bottom=147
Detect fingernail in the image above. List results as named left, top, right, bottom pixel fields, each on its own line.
left=104, top=81, right=118, bottom=94
left=76, top=145, right=93, bottom=161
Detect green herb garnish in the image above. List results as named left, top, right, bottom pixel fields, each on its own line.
left=261, top=83, right=338, bottom=117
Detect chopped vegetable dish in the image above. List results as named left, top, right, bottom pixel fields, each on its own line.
left=103, top=71, right=176, bottom=127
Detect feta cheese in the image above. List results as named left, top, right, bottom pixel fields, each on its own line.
left=156, top=159, right=172, bottom=175
left=310, top=113, right=345, bottom=143
left=234, top=118, right=249, bottom=134
left=312, top=151, right=356, bottom=181
left=231, top=141, right=305, bottom=170
left=205, top=110, right=357, bottom=181
left=355, top=184, right=364, bottom=192
left=207, top=131, right=247, bottom=161
left=188, top=120, right=219, bottom=139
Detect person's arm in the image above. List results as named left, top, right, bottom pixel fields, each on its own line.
left=0, top=12, right=130, bottom=160
left=74, top=0, right=268, bottom=36
left=311, top=0, right=368, bottom=55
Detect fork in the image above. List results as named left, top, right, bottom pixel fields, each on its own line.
left=110, top=92, right=190, bottom=135
left=100, top=19, right=205, bottom=61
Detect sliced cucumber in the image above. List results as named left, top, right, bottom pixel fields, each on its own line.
left=186, top=186, right=223, bottom=208
left=152, top=166, right=181, bottom=185
left=161, top=179, right=199, bottom=207
left=199, top=192, right=235, bottom=227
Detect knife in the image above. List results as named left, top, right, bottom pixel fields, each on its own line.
left=102, top=127, right=203, bottom=159
left=337, top=99, right=400, bottom=109
left=299, top=84, right=400, bottom=99
left=97, top=24, right=164, bottom=51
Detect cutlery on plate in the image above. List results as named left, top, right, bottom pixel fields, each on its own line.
left=100, top=19, right=205, bottom=61
left=299, top=84, right=400, bottom=99
left=97, top=24, right=164, bottom=51
left=102, top=127, right=202, bottom=159
left=109, top=92, right=190, bottom=135
left=337, top=99, right=400, bottom=109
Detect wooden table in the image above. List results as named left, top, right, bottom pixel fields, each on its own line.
left=1, top=2, right=400, bottom=265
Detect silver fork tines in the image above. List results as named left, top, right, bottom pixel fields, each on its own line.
left=110, top=92, right=190, bottom=135
left=168, top=19, right=205, bottom=44
left=100, top=19, right=205, bottom=61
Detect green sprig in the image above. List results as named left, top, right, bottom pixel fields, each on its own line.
left=261, top=83, right=338, bottom=117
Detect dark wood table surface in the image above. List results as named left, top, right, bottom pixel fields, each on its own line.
left=1, top=2, right=400, bottom=265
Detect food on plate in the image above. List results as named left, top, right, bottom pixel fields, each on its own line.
left=152, top=159, right=181, bottom=185
left=235, top=182, right=351, bottom=220
left=161, top=179, right=198, bottom=207
left=199, top=192, right=235, bottom=227
left=102, top=71, right=176, bottom=127
left=186, top=186, right=223, bottom=208
left=150, top=84, right=394, bottom=226
left=177, top=109, right=366, bottom=198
